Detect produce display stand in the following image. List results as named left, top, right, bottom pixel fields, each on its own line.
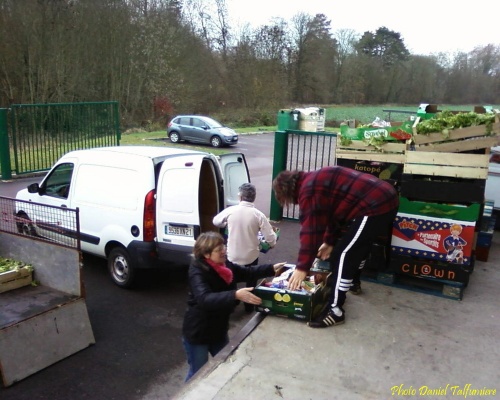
left=337, top=109, right=500, bottom=298
left=0, top=231, right=95, bottom=387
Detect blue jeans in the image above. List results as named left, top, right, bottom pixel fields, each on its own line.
left=182, top=335, right=229, bottom=382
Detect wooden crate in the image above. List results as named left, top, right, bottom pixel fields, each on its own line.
left=411, top=114, right=500, bottom=152
left=404, top=151, right=489, bottom=179
left=0, top=267, right=33, bottom=294
left=336, top=140, right=406, bottom=163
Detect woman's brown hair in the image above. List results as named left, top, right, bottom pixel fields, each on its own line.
left=272, top=170, right=301, bottom=207
left=193, top=231, right=225, bottom=259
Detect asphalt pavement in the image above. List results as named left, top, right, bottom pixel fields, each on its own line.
left=2, top=167, right=500, bottom=400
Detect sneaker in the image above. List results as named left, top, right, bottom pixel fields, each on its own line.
left=349, top=282, right=362, bottom=295
left=308, top=306, right=345, bottom=328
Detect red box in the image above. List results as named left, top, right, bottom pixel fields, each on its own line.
left=391, top=213, right=477, bottom=266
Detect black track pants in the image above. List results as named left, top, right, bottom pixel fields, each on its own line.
left=326, top=209, right=397, bottom=310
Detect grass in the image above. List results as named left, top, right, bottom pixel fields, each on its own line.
left=120, top=130, right=232, bottom=156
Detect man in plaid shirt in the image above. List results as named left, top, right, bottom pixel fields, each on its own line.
left=272, top=166, right=399, bottom=328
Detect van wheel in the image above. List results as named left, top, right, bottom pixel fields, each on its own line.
left=210, top=136, right=222, bottom=148
left=108, top=247, right=136, bottom=288
left=169, top=132, right=180, bottom=143
left=15, top=211, right=37, bottom=236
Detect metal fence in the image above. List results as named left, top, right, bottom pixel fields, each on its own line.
left=0, top=196, right=80, bottom=251
left=270, top=130, right=338, bottom=220
left=0, top=101, right=120, bottom=178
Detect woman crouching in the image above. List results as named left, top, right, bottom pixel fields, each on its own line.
left=182, top=231, right=285, bottom=381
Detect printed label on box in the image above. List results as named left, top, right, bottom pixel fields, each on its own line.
left=391, top=212, right=476, bottom=265
left=388, top=254, right=471, bottom=283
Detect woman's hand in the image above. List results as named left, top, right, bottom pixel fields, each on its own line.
left=236, top=287, right=263, bottom=305
left=317, top=243, right=333, bottom=260
left=287, top=269, right=307, bottom=291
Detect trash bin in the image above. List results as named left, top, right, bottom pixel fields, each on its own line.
left=277, top=109, right=291, bottom=131
left=303, top=107, right=324, bottom=131
left=416, top=103, right=438, bottom=120
left=318, top=108, right=325, bottom=131
left=290, top=109, right=300, bottom=130
left=296, top=108, right=318, bottom=132
left=277, top=109, right=299, bottom=130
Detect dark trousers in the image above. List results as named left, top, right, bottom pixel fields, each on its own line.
left=326, top=209, right=397, bottom=310
left=182, top=335, right=228, bottom=382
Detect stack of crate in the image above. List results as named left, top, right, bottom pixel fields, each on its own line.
left=386, top=111, right=500, bottom=299
left=337, top=110, right=500, bottom=300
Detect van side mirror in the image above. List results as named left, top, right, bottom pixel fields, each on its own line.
left=27, top=183, right=40, bottom=193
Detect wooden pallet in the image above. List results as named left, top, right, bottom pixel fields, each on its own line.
left=360, top=268, right=466, bottom=300
left=0, top=267, right=33, bottom=294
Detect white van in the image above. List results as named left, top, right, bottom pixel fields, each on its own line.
left=15, top=146, right=249, bottom=287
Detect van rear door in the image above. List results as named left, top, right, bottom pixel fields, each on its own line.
left=156, top=154, right=205, bottom=260
left=219, top=153, right=250, bottom=207
left=155, top=152, right=249, bottom=265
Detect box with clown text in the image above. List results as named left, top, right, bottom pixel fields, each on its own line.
left=391, top=198, right=481, bottom=266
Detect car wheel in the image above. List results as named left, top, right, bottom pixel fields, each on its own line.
left=15, top=211, right=37, bottom=236
left=169, top=131, right=180, bottom=143
left=210, top=136, right=222, bottom=148
left=108, top=247, right=136, bottom=288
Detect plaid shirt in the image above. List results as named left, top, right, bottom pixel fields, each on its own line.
left=295, top=166, right=399, bottom=272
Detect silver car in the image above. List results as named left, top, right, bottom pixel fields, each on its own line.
left=167, top=115, right=238, bottom=148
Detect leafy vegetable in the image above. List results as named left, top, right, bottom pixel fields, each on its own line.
left=0, top=257, right=33, bottom=274
left=339, top=135, right=352, bottom=146
left=416, top=111, right=495, bottom=135
left=364, top=136, right=387, bottom=151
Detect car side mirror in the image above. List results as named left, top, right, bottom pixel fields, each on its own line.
left=27, top=183, right=40, bottom=193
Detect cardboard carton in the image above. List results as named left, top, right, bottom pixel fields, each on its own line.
left=254, top=265, right=330, bottom=321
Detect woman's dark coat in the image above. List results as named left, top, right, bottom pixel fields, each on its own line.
left=182, top=258, right=274, bottom=345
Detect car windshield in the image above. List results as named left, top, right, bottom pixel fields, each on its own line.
left=203, top=117, right=223, bottom=128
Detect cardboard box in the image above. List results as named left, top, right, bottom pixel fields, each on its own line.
left=400, top=174, right=486, bottom=203
left=339, top=120, right=413, bottom=142
left=391, top=198, right=481, bottom=266
left=254, top=265, right=330, bottom=321
left=388, top=254, right=471, bottom=284
left=391, top=213, right=477, bottom=265
left=336, top=158, right=404, bottom=188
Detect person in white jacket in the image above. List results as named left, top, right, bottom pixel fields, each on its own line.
left=212, top=183, right=277, bottom=311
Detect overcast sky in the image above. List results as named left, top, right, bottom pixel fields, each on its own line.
left=225, top=0, right=499, bottom=55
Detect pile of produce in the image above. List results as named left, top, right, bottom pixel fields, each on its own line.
left=0, top=257, right=33, bottom=274
left=415, top=110, right=496, bottom=136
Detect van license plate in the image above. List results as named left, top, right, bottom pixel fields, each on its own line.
left=166, top=225, right=193, bottom=236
